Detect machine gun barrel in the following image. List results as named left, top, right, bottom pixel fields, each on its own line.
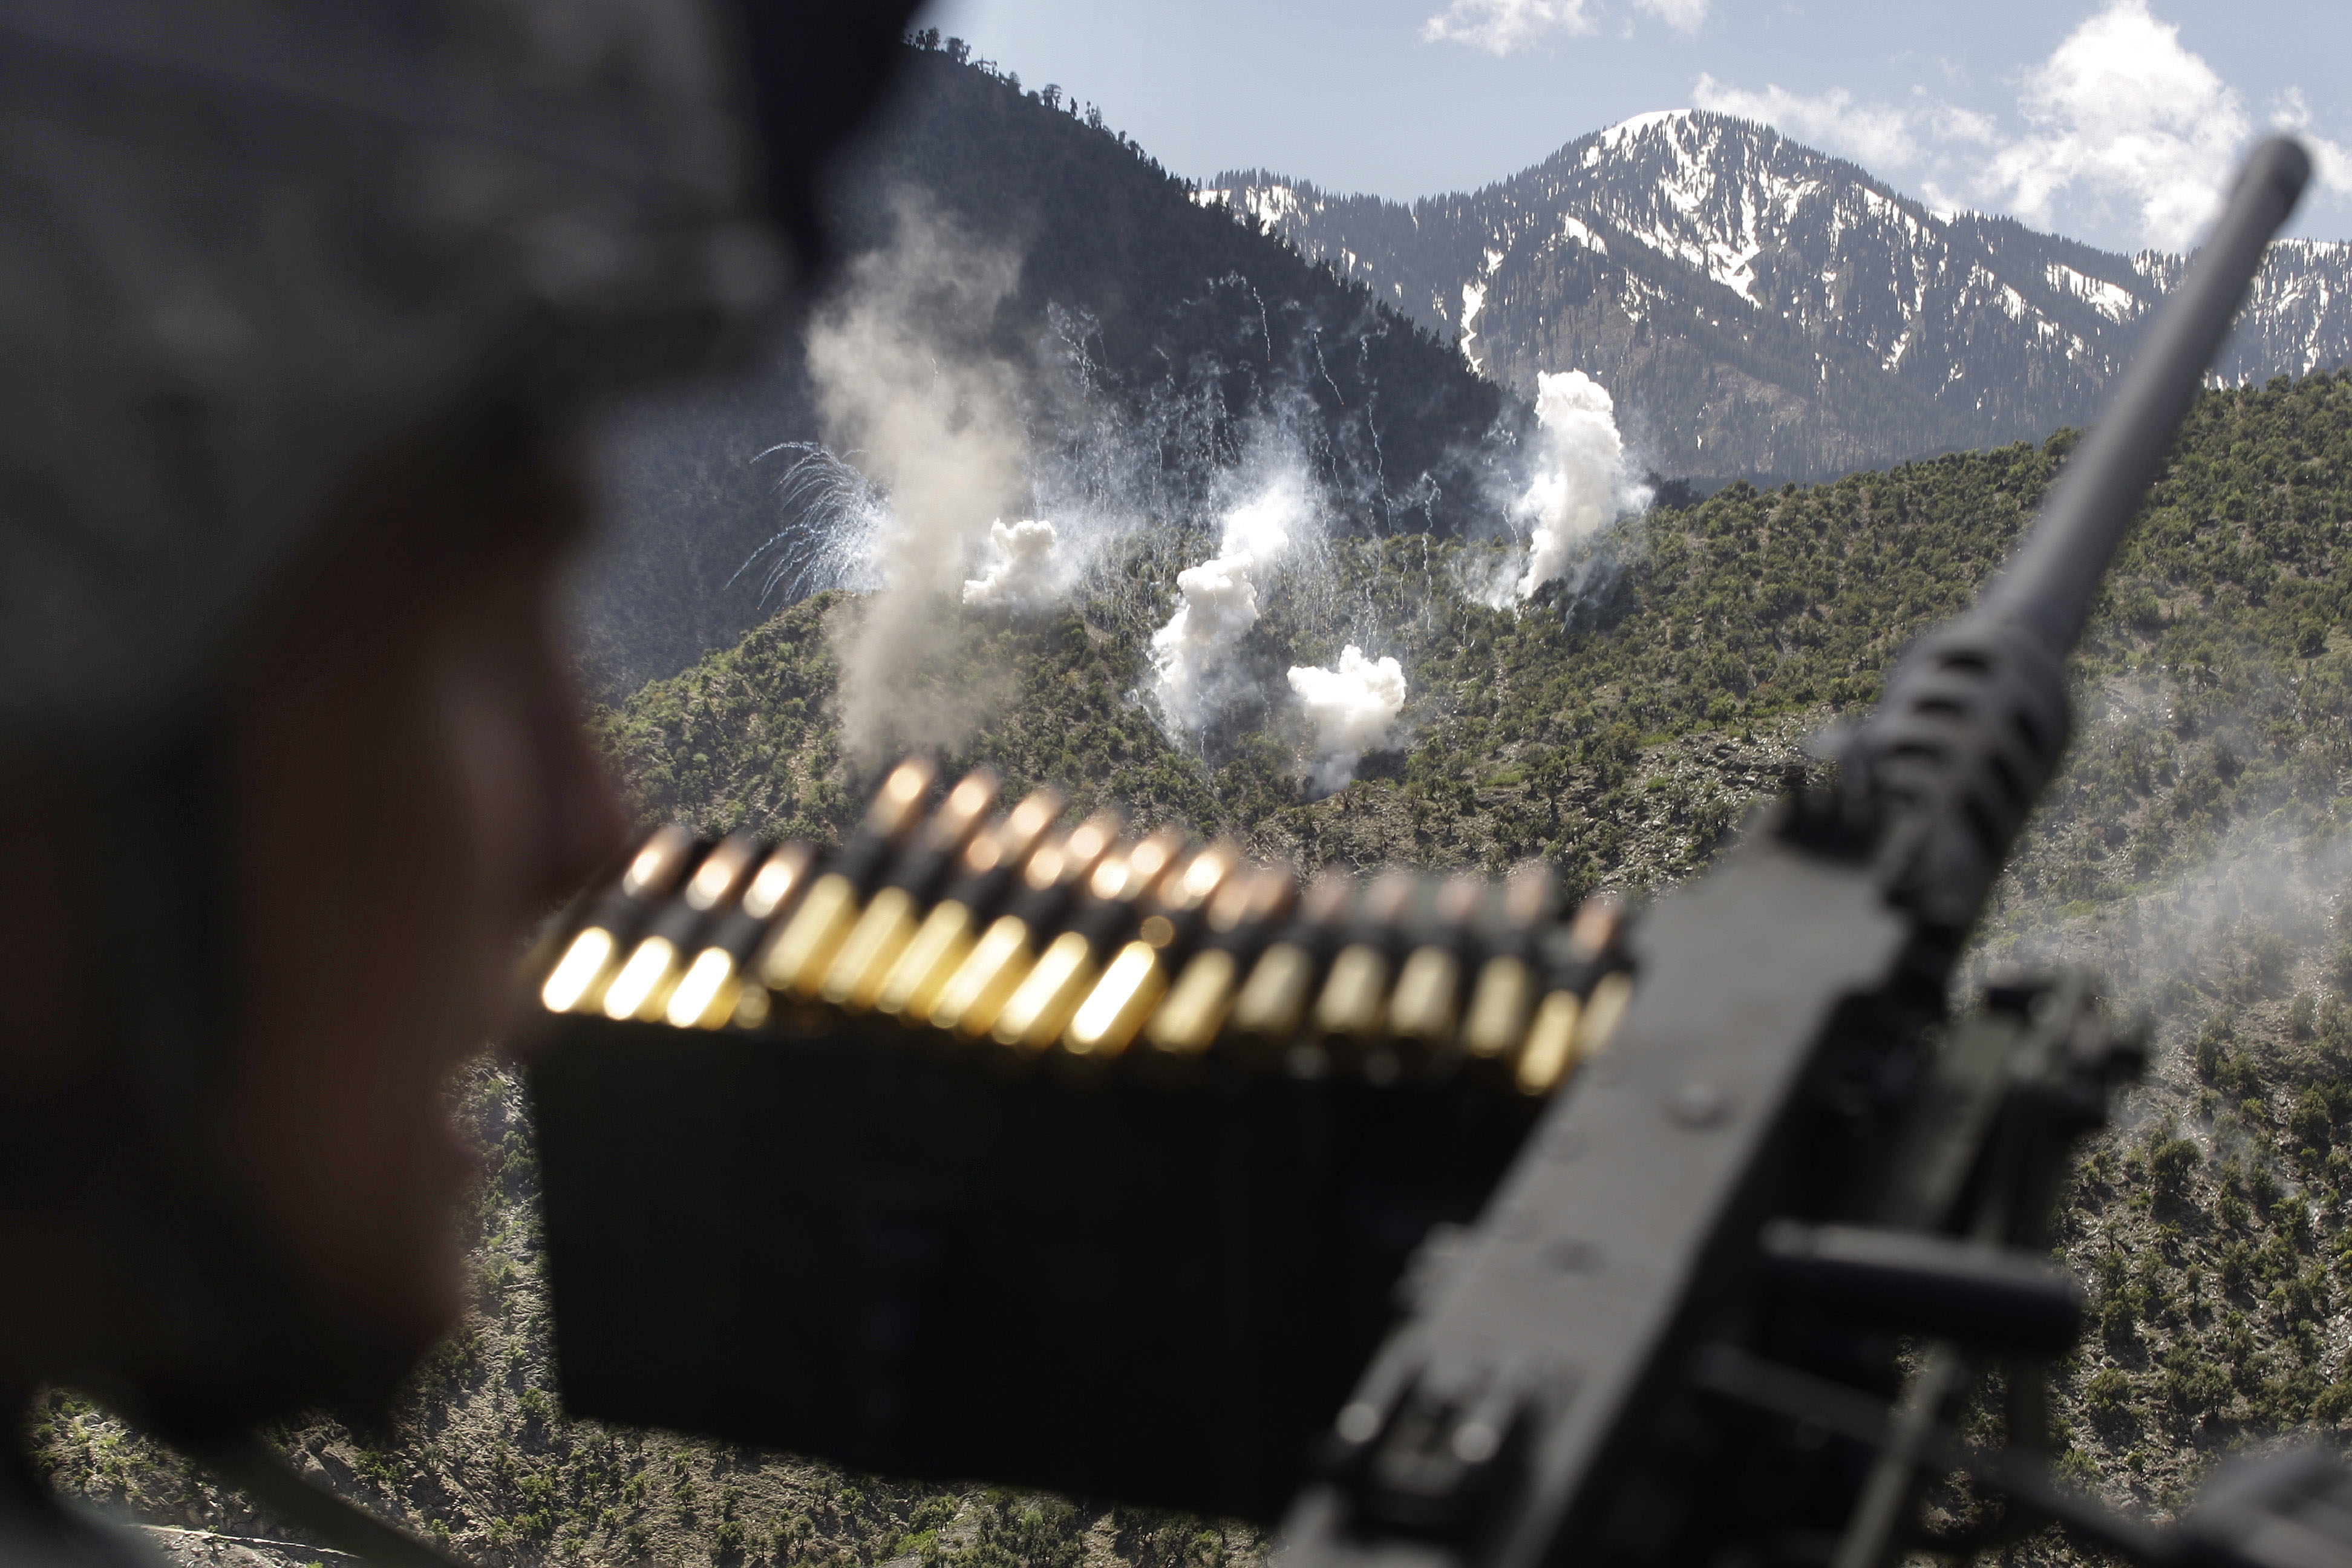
left=1846, top=138, right=2309, bottom=935
left=1981, top=137, right=2310, bottom=659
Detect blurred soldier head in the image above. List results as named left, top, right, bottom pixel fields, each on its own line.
left=0, top=0, right=913, bottom=1437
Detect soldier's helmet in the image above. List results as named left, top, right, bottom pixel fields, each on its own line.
left=0, top=0, right=903, bottom=742
left=0, top=0, right=916, bottom=1437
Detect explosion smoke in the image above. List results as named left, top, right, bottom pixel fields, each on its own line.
left=961, top=518, right=1067, bottom=610
left=1149, top=466, right=1316, bottom=734
left=1287, top=645, right=1407, bottom=794
left=1508, top=370, right=1646, bottom=603
left=808, top=199, right=1028, bottom=760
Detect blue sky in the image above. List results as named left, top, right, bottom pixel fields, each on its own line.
left=918, top=0, right=2352, bottom=255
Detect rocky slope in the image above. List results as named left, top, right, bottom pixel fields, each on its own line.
left=1203, top=113, right=2352, bottom=481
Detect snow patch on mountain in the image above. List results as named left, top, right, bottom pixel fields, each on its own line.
left=1210, top=110, right=2352, bottom=477
left=2044, top=263, right=2143, bottom=324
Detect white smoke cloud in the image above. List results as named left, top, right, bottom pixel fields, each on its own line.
left=1288, top=645, right=1408, bottom=794
left=1149, top=466, right=1315, bottom=734
left=1509, top=369, right=1643, bottom=603
left=961, top=518, right=1067, bottom=611
left=805, top=200, right=1027, bottom=760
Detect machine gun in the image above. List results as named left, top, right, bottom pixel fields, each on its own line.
left=523, top=139, right=2339, bottom=1568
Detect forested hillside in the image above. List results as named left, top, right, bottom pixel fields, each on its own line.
left=38, top=372, right=2352, bottom=1568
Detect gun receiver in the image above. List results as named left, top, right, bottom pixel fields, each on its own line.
left=1278, top=138, right=2311, bottom=1568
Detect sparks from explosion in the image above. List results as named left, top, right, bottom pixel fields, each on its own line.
left=734, top=443, right=890, bottom=604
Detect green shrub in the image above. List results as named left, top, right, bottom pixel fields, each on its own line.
left=2161, top=1343, right=2232, bottom=1419
left=2055, top=1446, right=2101, bottom=1490
left=2149, top=1134, right=2202, bottom=1202
left=2086, top=1367, right=2133, bottom=1419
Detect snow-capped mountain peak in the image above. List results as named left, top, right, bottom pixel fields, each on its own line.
left=1201, top=110, right=2350, bottom=478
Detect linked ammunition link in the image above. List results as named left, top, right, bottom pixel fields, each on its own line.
left=530, top=760, right=1635, bottom=1094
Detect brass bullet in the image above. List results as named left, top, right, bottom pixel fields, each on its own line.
left=1514, top=990, right=1584, bottom=1096
left=682, top=834, right=762, bottom=913
left=1232, top=941, right=1318, bottom=1041
left=1578, top=970, right=1635, bottom=1056
left=1313, top=944, right=1391, bottom=1041
left=820, top=884, right=918, bottom=1011
left=1064, top=939, right=1172, bottom=1057
left=1148, top=947, right=1240, bottom=1056
left=664, top=945, right=743, bottom=1030
left=1387, top=946, right=1462, bottom=1045
left=756, top=871, right=861, bottom=999
left=538, top=825, right=694, bottom=1014
left=740, top=843, right=816, bottom=922
left=539, top=925, right=618, bottom=1016
left=821, top=771, right=1004, bottom=1009
left=926, top=811, right=1122, bottom=1041
left=595, top=834, right=767, bottom=1024
left=991, top=930, right=1097, bottom=1053
left=750, top=759, right=939, bottom=1000
left=987, top=826, right=1178, bottom=1053
left=1230, top=871, right=1354, bottom=1051
left=875, top=898, right=975, bottom=1023
left=1460, top=955, right=1535, bottom=1059
left=1513, top=970, right=1635, bottom=1096
left=929, top=913, right=1036, bottom=1038
left=601, top=935, right=680, bottom=1022
left=663, top=842, right=815, bottom=1030
left=871, top=788, right=1063, bottom=1024
left=619, top=824, right=696, bottom=901
left=1138, top=862, right=1295, bottom=1057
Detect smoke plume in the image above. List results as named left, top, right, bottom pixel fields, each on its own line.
left=807, top=199, right=1027, bottom=759
left=1149, top=465, right=1316, bottom=734
left=1509, top=370, right=1646, bottom=602
left=1287, top=645, right=1408, bottom=794
left=961, top=518, right=1068, bottom=611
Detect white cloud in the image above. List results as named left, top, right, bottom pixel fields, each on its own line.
left=1632, top=0, right=1708, bottom=31
left=1421, top=0, right=1595, bottom=54
left=1694, top=76, right=1931, bottom=169
left=1978, top=0, right=2248, bottom=249
left=2267, top=88, right=2352, bottom=206
left=1691, top=0, right=2347, bottom=252
left=1420, top=0, right=1703, bottom=55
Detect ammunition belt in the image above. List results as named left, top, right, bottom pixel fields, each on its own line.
left=527, top=759, right=1636, bottom=1096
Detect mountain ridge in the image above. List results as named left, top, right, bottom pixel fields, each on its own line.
left=573, top=42, right=1517, bottom=701
left=1200, top=110, right=2352, bottom=479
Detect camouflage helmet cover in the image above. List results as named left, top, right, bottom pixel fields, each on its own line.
left=0, top=0, right=785, bottom=739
